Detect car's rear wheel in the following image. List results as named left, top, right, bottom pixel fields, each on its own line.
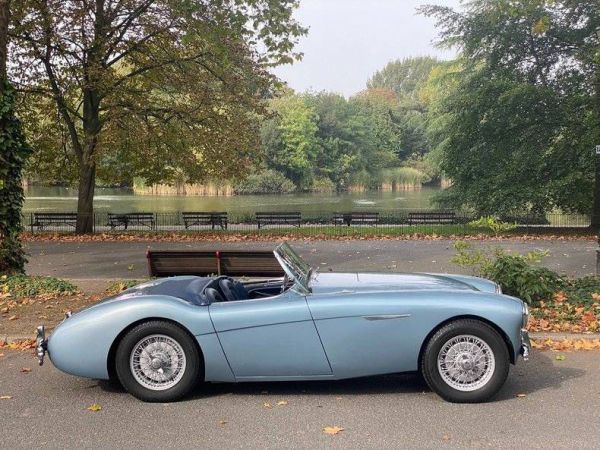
left=421, top=319, right=509, bottom=403
left=115, top=321, right=201, bottom=402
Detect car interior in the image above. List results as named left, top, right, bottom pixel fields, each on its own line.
left=203, top=276, right=293, bottom=303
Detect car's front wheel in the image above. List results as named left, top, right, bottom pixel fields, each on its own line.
left=421, top=319, right=509, bottom=403
left=115, top=321, right=202, bottom=402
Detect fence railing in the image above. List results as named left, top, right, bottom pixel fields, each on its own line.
left=21, top=210, right=592, bottom=234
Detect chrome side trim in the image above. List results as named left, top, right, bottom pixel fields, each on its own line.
left=363, top=314, right=411, bottom=321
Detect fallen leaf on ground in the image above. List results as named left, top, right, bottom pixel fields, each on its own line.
left=0, top=395, right=13, bottom=400
left=87, top=403, right=102, bottom=412
left=530, top=338, right=600, bottom=351
left=323, top=426, right=344, bottom=435
left=263, top=402, right=272, bottom=409
left=20, top=367, right=32, bottom=373
left=276, top=400, right=288, bottom=406
left=442, top=435, right=451, bottom=441
left=219, top=420, right=227, bottom=426
left=516, top=393, right=527, bottom=398
left=8, top=315, right=17, bottom=320
left=555, top=355, right=566, bottom=361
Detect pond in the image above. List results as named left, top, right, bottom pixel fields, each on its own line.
left=23, top=186, right=439, bottom=218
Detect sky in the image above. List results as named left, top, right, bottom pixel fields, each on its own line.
left=271, top=0, right=462, bottom=97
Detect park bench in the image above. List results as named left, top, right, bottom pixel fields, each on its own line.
left=333, top=212, right=379, bottom=226
left=108, top=212, right=155, bottom=230
left=30, top=212, right=78, bottom=232
left=407, top=211, right=456, bottom=225
left=146, top=250, right=284, bottom=278
left=256, top=212, right=301, bottom=229
left=182, top=212, right=228, bottom=230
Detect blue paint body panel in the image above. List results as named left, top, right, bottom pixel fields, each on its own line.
left=46, top=269, right=526, bottom=384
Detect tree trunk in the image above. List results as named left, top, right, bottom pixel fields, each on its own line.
left=76, top=88, right=101, bottom=234
left=75, top=155, right=96, bottom=234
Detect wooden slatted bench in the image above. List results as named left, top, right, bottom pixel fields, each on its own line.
left=182, top=212, right=228, bottom=230
left=256, top=212, right=301, bottom=229
left=30, top=212, right=78, bottom=232
left=108, top=212, right=155, bottom=230
left=407, top=211, right=456, bottom=225
left=146, top=250, right=284, bottom=278
left=333, top=212, right=379, bottom=226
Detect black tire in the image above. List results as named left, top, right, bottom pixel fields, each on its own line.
left=115, top=320, right=202, bottom=402
left=421, top=319, right=509, bottom=403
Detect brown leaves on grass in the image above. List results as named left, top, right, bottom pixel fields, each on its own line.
left=529, top=300, right=600, bottom=334
left=20, top=231, right=596, bottom=243
left=531, top=338, right=600, bottom=351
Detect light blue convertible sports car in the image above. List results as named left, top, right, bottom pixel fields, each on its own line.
left=37, top=242, right=530, bottom=403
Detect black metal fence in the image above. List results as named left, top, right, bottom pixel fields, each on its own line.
left=22, top=210, right=592, bottom=235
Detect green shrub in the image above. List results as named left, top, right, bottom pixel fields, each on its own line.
left=1, top=274, right=78, bottom=298
left=233, top=169, right=296, bottom=194
left=469, top=216, right=517, bottom=236
left=310, top=176, right=336, bottom=193
left=451, top=241, right=563, bottom=304
left=485, top=254, right=563, bottom=304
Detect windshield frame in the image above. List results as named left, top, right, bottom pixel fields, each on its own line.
left=273, top=242, right=313, bottom=294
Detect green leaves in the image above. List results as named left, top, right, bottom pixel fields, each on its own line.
left=0, top=81, right=32, bottom=275
left=421, top=0, right=600, bottom=217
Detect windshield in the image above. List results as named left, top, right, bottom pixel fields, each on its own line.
left=273, top=242, right=312, bottom=293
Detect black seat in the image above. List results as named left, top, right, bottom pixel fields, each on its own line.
left=219, top=278, right=248, bottom=301
left=205, top=287, right=224, bottom=303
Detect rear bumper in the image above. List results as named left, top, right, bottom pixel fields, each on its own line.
left=520, top=328, right=531, bottom=361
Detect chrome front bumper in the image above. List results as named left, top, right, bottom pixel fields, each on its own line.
left=520, top=328, right=531, bottom=361
left=36, top=325, right=48, bottom=366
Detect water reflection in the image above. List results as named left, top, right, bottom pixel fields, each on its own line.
left=24, top=186, right=438, bottom=216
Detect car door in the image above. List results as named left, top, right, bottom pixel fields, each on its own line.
left=209, top=289, right=332, bottom=380
left=307, top=291, right=418, bottom=378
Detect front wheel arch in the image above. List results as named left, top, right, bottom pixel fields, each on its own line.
left=107, top=317, right=205, bottom=384
left=417, top=315, right=515, bottom=370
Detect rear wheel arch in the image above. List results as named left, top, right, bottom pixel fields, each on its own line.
left=417, top=315, right=516, bottom=369
left=107, top=317, right=205, bottom=384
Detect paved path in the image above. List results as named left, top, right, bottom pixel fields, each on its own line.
left=1, top=350, right=599, bottom=449
left=25, top=239, right=597, bottom=293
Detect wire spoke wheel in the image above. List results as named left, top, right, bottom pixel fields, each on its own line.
left=129, top=334, right=187, bottom=391
left=437, top=334, right=495, bottom=392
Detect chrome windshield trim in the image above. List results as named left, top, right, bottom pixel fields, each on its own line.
left=273, top=242, right=312, bottom=294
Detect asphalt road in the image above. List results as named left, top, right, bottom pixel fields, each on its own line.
left=1, top=350, right=599, bottom=449
left=25, top=239, right=597, bottom=293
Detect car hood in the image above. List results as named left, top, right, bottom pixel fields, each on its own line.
left=310, top=272, right=479, bottom=295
